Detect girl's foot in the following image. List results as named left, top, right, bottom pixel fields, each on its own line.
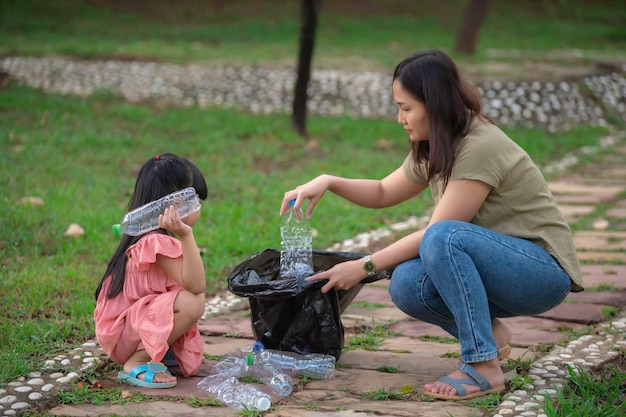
left=123, top=350, right=177, bottom=385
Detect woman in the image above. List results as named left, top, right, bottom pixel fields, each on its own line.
left=280, top=49, right=583, bottom=400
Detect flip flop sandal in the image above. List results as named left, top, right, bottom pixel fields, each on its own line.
left=118, top=361, right=177, bottom=389
left=423, top=362, right=505, bottom=401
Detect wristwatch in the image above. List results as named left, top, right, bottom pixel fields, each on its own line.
left=363, top=255, right=377, bottom=277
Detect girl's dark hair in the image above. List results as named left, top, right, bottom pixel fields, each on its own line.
left=393, top=49, right=489, bottom=182
left=95, top=153, right=208, bottom=300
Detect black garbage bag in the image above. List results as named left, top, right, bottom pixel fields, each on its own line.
left=227, top=248, right=393, bottom=359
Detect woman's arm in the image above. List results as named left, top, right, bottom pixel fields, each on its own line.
left=282, top=166, right=427, bottom=218
left=306, top=178, right=491, bottom=293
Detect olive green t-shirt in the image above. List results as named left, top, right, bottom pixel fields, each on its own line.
left=402, top=120, right=584, bottom=291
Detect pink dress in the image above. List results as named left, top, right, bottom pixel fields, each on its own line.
left=94, top=233, right=203, bottom=377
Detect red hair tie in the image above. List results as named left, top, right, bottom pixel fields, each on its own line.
left=155, top=155, right=160, bottom=160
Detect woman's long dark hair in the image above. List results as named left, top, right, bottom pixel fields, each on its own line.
left=393, top=49, right=488, bottom=183
left=94, top=153, right=208, bottom=300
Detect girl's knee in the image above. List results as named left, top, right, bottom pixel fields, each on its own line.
left=175, top=291, right=206, bottom=320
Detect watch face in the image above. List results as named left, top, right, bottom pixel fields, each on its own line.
left=364, top=256, right=376, bottom=274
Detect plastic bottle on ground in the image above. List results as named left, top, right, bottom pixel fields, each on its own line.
left=280, top=199, right=314, bottom=279
left=211, top=354, right=294, bottom=397
left=257, top=349, right=336, bottom=379
left=196, top=374, right=272, bottom=411
left=112, top=187, right=201, bottom=236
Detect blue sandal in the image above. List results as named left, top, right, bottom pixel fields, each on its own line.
left=423, top=362, right=504, bottom=400
left=118, top=361, right=176, bottom=389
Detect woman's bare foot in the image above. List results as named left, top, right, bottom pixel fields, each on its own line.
left=424, top=359, right=504, bottom=397
left=492, top=318, right=512, bottom=351
left=123, top=350, right=177, bottom=384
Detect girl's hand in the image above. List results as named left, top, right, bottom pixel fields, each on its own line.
left=158, top=205, right=192, bottom=237
left=304, top=259, right=366, bottom=293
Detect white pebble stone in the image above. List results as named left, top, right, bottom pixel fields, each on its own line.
left=6, top=383, right=22, bottom=387
left=44, top=360, right=56, bottom=366
left=0, top=396, right=17, bottom=404
left=4, top=410, right=16, bottom=415
left=26, top=378, right=44, bottom=385
left=27, top=372, right=41, bottom=378
left=83, top=342, right=97, bottom=348
left=49, top=373, right=64, bottom=379
left=507, top=396, right=523, bottom=401
left=83, top=351, right=93, bottom=356
left=559, top=354, right=572, bottom=359
left=60, top=359, right=71, bottom=366
left=537, top=389, right=557, bottom=395
left=513, top=390, right=528, bottom=396
left=521, top=412, right=537, bottom=416
left=28, top=393, right=42, bottom=401
left=72, top=355, right=82, bottom=360
left=515, top=405, right=530, bottom=411
left=544, top=365, right=559, bottom=371
left=10, top=402, right=29, bottom=410
left=13, top=387, right=32, bottom=393
left=40, top=384, right=54, bottom=392
left=500, top=400, right=517, bottom=407
left=83, top=357, right=97, bottom=363
left=0, top=390, right=3, bottom=396
left=523, top=401, right=540, bottom=408
left=498, top=409, right=514, bottom=415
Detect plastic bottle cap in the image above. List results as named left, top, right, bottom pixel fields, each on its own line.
left=254, top=396, right=271, bottom=411
left=112, top=224, right=122, bottom=237
left=246, top=353, right=255, bottom=366
left=252, top=341, right=265, bottom=353
left=289, top=199, right=295, bottom=207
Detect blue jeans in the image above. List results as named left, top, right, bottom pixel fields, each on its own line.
left=389, top=220, right=572, bottom=363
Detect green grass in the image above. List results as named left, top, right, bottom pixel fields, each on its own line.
left=1, top=82, right=610, bottom=385
left=1, top=0, right=625, bottom=72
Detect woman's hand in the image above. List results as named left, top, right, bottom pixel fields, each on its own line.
left=305, top=259, right=367, bottom=293
left=281, top=174, right=331, bottom=219
left=158, top=205, right=192, bottom=237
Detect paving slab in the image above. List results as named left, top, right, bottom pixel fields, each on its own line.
left=580, top=264, right=626, bottom=289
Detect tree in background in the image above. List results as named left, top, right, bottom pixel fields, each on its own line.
left=455, top=0, right=491, bottom=55
left=292, top=0, right=322, bottom=138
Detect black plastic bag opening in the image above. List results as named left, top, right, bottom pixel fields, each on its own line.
left=227, top=248, right=393, bottom=359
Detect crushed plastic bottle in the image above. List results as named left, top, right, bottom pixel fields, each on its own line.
left=212, top=353, right=293, bottom=397
left=197, top=374, right=271, bottom=411
left=112, top=187, right=201, bottom=237
left=280, top=199, right=314, bottom=279
left=257, top=349, right=336, bottom=380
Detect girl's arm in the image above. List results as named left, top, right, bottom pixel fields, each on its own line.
left=155, top=206, right=207, bottom=295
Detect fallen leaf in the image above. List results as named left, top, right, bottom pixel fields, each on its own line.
left=18, top=196, right=44, bottom=206
left=64, top=223, right=85, bottom=237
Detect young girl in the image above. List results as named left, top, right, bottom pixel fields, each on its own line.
left=94, top=153, right=208, bottom=388
left=281, top=50, right=583, bottom=400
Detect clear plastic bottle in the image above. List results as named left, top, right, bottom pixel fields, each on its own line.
left=257, top=349, right=336, bottom=380
left=212, top=353, right=294, bottom=397
left=197, top=374, right=272, bottom=411
left=280, top=199, right=314, bottom=279
left=112, top=187, right=201, bottom=237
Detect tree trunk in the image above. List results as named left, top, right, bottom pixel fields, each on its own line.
left=454, top=0, right=491, bottom=56
left=292, top=0, right=321, bottom=138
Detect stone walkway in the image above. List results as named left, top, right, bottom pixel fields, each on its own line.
left=0, top=130, right=623, bottom=417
